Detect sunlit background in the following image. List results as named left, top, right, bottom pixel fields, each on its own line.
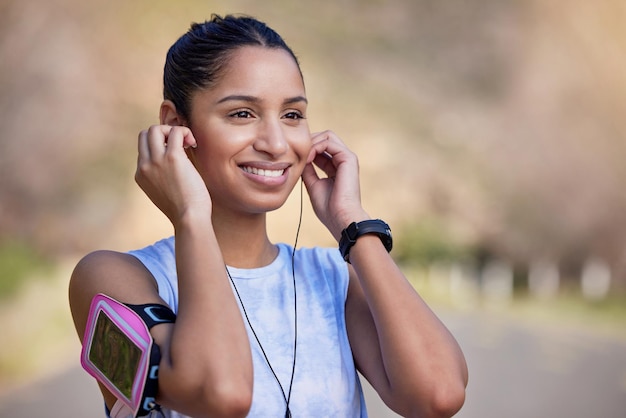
left=1, top=0, right=625, bottom=417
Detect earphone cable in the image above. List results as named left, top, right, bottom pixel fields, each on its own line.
left=225, top=179, right=303, bottom=417
left=286, top=179, right=303, bottom=408
left=227, top=268, right=291, bottom=407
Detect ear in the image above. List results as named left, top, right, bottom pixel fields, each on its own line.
left=160, top=100, right=187, bottom=126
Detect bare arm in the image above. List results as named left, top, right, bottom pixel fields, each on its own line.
left=69, top=126, right=253, bottom=418
left=302, top=131, right=468, bottom=418
left=346, top=237, right=468, bottom=418
left=69, top=250, right=167, bottom=411
left=159, top=213, right=253, bottom=417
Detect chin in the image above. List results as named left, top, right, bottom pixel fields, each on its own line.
left=249, top=182, right=300, bottom=214
left=226, top=189, right=289, bottom=215
left=250, top=198, right=290, bottom=214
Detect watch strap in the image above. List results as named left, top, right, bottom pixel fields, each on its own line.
left=339, top=219, right=393, bottom=263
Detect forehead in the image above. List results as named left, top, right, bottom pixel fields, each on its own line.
left=214, top=46, right=305, bottom=98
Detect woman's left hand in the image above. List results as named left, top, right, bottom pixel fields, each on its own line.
left=302, top=131, right=370, bottom=241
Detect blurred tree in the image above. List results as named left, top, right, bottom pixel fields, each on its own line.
left=0, top=0, right=624, bottom=292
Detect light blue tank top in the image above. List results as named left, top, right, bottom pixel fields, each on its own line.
left=128, top=237, right=368, bottom=417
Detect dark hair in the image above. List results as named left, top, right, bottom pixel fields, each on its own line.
left=163, top=14, right=302, bottom=121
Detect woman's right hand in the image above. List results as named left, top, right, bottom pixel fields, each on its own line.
left=135, top=125, right=211, bottom=226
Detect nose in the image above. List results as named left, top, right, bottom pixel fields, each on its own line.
left=253, top=118, right=289, bottom=157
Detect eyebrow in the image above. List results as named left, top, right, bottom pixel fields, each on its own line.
left=216, top=94, right=308, bottom=105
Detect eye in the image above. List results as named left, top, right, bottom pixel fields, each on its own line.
left=283, top=111, right=305, bottom=120
left=229, top=109, right=254, bottom=119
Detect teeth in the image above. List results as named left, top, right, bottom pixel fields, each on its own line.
left=242, top=166, right=285, bottom=177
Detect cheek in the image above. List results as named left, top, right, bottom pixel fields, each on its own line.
left=292, top=126, right=312, bottom=159
left=187, top=143, right=225, bottom=181
left=191, top=128, right=234, bottom=164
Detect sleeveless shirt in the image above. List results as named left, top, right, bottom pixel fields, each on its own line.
left=118, top=237, right=368, bottom=417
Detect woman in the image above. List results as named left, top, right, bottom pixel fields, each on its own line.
left=69, top=14, right=468, bottom=418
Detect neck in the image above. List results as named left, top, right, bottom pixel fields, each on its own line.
left=211, top=207, right=277, bottom=269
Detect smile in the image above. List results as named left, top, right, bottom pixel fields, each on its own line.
left=241, top=166, right=285, bottom=178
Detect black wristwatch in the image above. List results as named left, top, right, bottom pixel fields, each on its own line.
left=338, top=219, right=393, bottom=263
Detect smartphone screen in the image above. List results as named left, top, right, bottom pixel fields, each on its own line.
left=89, top=311, right=142, bottom=400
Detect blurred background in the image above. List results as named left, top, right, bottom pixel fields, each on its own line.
left=1, top=0, right=625, bottom=417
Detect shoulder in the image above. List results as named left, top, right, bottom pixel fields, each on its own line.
left=127, top=237, right=176, bottom=279
left=128, top=236, right=176, bottom=262
left=70, top=249, right=158, bottom=299
left=127, top=237, right=179, bottom=309
left=68, top=248, right=165, bottom=342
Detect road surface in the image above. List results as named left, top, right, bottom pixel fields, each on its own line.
left=1, top=309, right=625, bottom=417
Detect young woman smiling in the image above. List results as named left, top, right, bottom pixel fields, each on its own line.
left=69, top=14, right=468, bottom=418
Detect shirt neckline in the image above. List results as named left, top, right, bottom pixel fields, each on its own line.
left=226, top=243, right=291, bottom=280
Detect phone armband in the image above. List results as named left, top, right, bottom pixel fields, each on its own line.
left=80, top=294, right=176, bottom=417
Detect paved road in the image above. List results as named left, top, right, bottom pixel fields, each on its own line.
left=1, top=310, right=625, bottom=417
left=448, top=310, right=626, bottom=418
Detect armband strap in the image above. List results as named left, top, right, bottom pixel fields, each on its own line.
left=125, top=303, right=177, bottom=329
left=124, top=302, right=175, bottom=416
left=124, top=303, right=176, bottom=417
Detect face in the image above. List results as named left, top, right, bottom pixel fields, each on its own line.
left=185, top=46, right=310, bottom=216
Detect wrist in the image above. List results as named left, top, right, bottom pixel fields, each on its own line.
left=172, top=206, right=213, bottom=233
left=338, top=219, right=393, bottom=263
left=333, top=210, right=370, bottom=240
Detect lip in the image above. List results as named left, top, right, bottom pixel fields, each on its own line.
left=239, top=161, right=292, bottom=186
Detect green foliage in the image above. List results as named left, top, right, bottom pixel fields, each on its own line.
left=393, top=218, right=472, bottom=265
left=0, top=241, right=52, bottom=299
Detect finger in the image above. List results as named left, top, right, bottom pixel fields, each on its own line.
left=308, top=131, right=336, bottom=162
left=179, top=126, right=197, bottom=149
left=309, top=138, right=351, bottom=171
left=168, top=126, right=198, bottom=152
left=306, top=137, right=333, bottom=172
left=146, top=125, right=171, bottom=158
left=164, top=126, right=186, bottom=154
left=316, top=133, right=350, bottom=159
left=301, top=162, right=320, bottom=189
left=310, top=131, right=330, bottom=142
left=307, top=137, right=340, bottom=179
left=137, top=129, right=150, bottom=162
left=309, top=131, right=353, bottom=162
left=312, top=130, right=348, bottom=149
left=311, top=152, right=337, bottom=178
left=307, top=140, right=326, bottom=164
